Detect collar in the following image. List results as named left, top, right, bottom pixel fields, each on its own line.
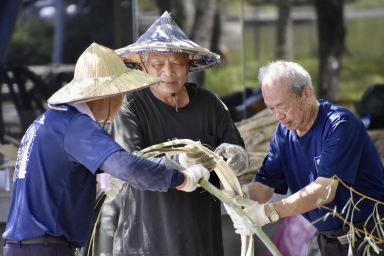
left=68, top=103, right=96, bottom=121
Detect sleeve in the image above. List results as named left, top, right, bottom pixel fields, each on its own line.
left=100, top=150, right=184, bottom=191
left=215, top=97, right=245, bottom=148
left=64, top=115, right=123, bottom=173
left=254, top=133, right=288, bottom=194
left=109, top=95, right=174, bottom=166
left=317, top=114, right=364, bottom=184
left=109, top=96, right=145, bottom=151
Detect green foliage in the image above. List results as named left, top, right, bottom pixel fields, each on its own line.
left=138, top=0, right=157, bottom=11
left=7, top=17, right=53, bottom=65
left=346, top=0, right=384, bottom=9
left=341, top=55, right=384, bottom=102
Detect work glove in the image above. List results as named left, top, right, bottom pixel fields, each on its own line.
left=215, top=143, right=249, bottom=176
left=177, top=164, right=210, bottom=192
left=178, top=150, right=217, bottom=170
left=222, top=190, right=270, bottom=236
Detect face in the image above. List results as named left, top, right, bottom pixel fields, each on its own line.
left=87, top=94, right=123, bottom=122
left=262, top=79, right=312, bottom=131
left=142, top=52, right=189, bottom=94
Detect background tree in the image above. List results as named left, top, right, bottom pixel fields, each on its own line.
left=315, top=0, right=346, bottom=101
left=276, top=0, right=293, bottom=60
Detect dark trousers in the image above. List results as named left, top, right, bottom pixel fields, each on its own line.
left=308, top=221, right=384, bottom=256
left=3, top=243, right=76, bottom=256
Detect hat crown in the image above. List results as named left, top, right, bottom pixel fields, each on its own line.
left=74, top=43, right=126, bottom=81
left=135, top=11, right=195, bottom=46
left=116, top=11, right=220, bottom=73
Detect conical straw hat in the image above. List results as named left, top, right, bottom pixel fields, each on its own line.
left=115, top=11, right=220, bottom=73
left=48, top=43, right=160, bottom=105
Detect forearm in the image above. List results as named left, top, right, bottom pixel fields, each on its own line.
left=248, top=182, right=275, bottom=203
left=100, top=150, right=184, bottom=191
left=272, top=177, right=338, bottom=218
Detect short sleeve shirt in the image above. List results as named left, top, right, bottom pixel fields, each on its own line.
left=109, top=84, right=245, bottom=256
left=255, top=100, right=384, bottom=231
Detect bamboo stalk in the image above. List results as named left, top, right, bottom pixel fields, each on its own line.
left=198, top=179, right=281, bottom=256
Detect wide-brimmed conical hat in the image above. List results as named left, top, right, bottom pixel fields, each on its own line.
left=48, top=43, right=160, bottom=105
left=115, top=11, right=220, bottom=72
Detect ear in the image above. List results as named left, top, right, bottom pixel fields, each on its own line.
left=302, top=85, right=313, bottom=99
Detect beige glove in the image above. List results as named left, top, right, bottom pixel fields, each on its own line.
left=178, top=150, right=217, bottom=170
left=177, top=164, right=210, bottom=192
left=215, top=143, right=249, bottom=176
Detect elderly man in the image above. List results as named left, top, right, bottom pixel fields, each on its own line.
left=1, top=43, right=210, bottom=256
left=100, top=11, right=249, bottom=256
left=225, top=61, right=384, bottom=256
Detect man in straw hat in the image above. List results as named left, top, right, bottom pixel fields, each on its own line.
left=99, top=11, right=249, bottom=256
left=1, top=43, right=210, bottom=256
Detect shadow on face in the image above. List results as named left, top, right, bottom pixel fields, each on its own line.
left=87, top=94, right=123, bottom=122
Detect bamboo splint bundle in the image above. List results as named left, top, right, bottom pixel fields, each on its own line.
left=235, top=109, right=278, bottom=185
left=136, top=139, right=281, bottom=256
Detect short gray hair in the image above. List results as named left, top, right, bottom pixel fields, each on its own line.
left=258, top=61, right=312, bottom=96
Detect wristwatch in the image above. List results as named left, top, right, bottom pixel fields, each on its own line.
left=265, top=203, right=280, bottom=222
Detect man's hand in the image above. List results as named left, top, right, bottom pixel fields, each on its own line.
left=177, top=165, right=210, bottom=192
left=215, top=143, right=249, bottom=176
left=178, top=150, right=217, bottom=170
left=222, top=190, right=270, bottom=235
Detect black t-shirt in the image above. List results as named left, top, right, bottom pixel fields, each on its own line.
left=110, top=83, right=244, bottom=256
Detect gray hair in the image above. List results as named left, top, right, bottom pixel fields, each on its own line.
left=258, top=61, right=312, bottom=96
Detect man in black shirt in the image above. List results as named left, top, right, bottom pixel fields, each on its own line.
left=100, top=11, right=249, bottom=256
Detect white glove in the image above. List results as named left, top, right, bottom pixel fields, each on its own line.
left=222, top=190, right=270, bottom=236
left=177, top=164, right=210, bottom=192
left=215, top=143, right=249, bottom=176
left=178, top=150, right=217, bottom=170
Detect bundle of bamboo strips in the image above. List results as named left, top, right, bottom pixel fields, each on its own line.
left=235, top=109, right=278, bottom=185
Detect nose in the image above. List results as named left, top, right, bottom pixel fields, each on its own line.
left=273, top=110, right=286, bottom=121
left=162, top=62, right=173, bottom=76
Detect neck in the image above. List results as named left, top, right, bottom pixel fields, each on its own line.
left=150, top=86, right=189, bottom=108
left=296, top=100, right=319, bottom=137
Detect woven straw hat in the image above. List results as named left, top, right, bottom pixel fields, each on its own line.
left=115, top=11, right=220, bottom=73
left=48, top=43, right=160, bottom=105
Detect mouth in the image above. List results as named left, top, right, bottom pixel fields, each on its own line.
left=160, top=80, right=174, bottom=85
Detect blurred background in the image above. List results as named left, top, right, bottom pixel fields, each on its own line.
left=0, top=0, right=383, bottom=255
left=1, top=0, right=383, bottom=136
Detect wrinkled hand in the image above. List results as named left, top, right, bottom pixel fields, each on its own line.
left=177, top=165, right=210, bottom=192
left=178, top=150, right=217, bottom=170
left=222, top=190, right=270, bottom=236
left=215, top=143, right=249, bottom=176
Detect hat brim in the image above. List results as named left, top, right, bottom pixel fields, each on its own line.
left=116, top=44, right=220, bottom=73
left=48, top=68, right=159, bottom=105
